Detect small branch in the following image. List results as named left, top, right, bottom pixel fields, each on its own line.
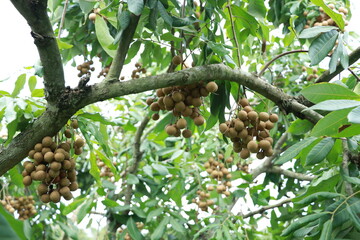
left=342, top=139, right=353, bottom=195
left=258, top=50, right=308, bottom=77
left=57, top=0, right=69, bottom=38
left=106, top=14, right=141, bottom=82
left=316, top=46, right=360, bottom=83
left=251, top=132, right=288, bottom=180
left=242, top=198, right=293, bottom=218
left=348, top=67, right=360, bottom=82
left=267, top=166, right=314, bottom=181
left=124, top=116, right=150, bottom=206
left=226, top=2, right=242, bottom=68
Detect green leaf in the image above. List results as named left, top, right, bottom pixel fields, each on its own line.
left=248, top=0, right=266, bottom=19
left=56, top=39, right=73, bottom=50
left=118, top=10, right=131, bottom=31
left=77, top=198, right=93, bottom=223
left=143, top=165, right=153, bottom=177
left=309, top=30, right=338, bottom=66
left=89, top=151, right=101, bottom=184
left=306, top=137, right=335, bottom=166
left=329, top=37, right=342, bottom=74
left=301, top=83, right=360, bottom=104
left=299, top=26, right=338, bottom=39
left=348, top=106, right=360, bottom=124
left=146, top=208, right=164, bottom=222
left=95, top=15, right=116, bottom=58
left=307, top=100, right=360, bottom=111
left=204, top=114, right=218, bottom=131
left=31, top=89, right=44, bottom=97
left=28, top=76, right=37, bottom=92
left=281, top=212, right=330, bottom=236
left=341, top=168, right=360, bottom=185
left=310, top=0, right=345, bottom=30
left=274, top=137, right=317, bottom=165
left=160, top=32, right=182, bottom=42
left=157, top=1, right=172, bottom=26
left=62, top=198, right=86, bottom=215
left=151, top=216, right=169, bottom=240
left=347, top=205, right=360, bottom=231
left=231, top=5, right=258, bottom=36
left=311, top=108, right=360, bottom=137
left=287, top=119, right=314, bottom=135
left=152, top=163, right=169, bottom=175
left=11, top=74, right=26, bottom=97
left=127, top=173, right=139, bottom=185
left=128, top=0, right=144, bottom=16
left=102, top=198, right=119, bottom=207
left=0, top=205, right=25, bottom=240
left=172, top=16, right=197, bottom=27
left=127, top=217, right=144, bottom=240
left=295, top=192, right=342, bottom=205
left=170, top=217, right=185, bottom=234
left=319, top=220, right=332, bottom=240
left=78, top=0, right=95, bottom=14
left=23, top=220, right=32, bottom=240
left=8, top=166, right=23, bottom=188
left=78, top=113, right=117, bottom=126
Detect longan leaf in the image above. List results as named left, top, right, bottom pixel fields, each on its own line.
left=306, top=100, right=360, bottom=111
left=287, top=119, right=314, bottom=135
left=294, top=192, right=342, bottom=205
left=128, top=0, right=144, bottom=16
left=309, top=30, right=338, bottom=66
left=348, top=106, right=360, bottom=124
left=305, top=137, right=334, bottom=165
left=151, top=216, right=169, bottom=240
left=274, top=137, right=317, bottom=165
left=127, top=217, right=144, bottom=240
left=170, top=217, right=186, bottom=234
left=11, top=73, right=26, bottom=97
left=0, top=206, right=25, bottom=240
left=319, top=220, right=332, bottom=240
left=299, top=26, right=338, bottom=39
left=281, top=212, right=330, bottom=236
left=146, top=208, right=164, bottom=223
left=94, top=15, right=116, bottom=58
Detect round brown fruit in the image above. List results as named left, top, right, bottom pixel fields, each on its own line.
left=69, top=182, right=79, bottom=191
left=152, top=113, right=160, bottom=121
left=247, top=111, right=258, bottom=121
left=205, top=82, right=218, bottom=93
left=172, top=92, right=183, bottom=102
left=172, top=55, right=182, bottom=65
left=71, top=119, right=79, bottom=129
left=269, top=114, right=279, bottom=123
left=40, top=194, right=50, bottom=203
left=176, top=118, right=187, bottom=129
left=191, top=98, right=202, bottom=107
left=219, top=123, right=228, bottom=134
left=239, top=98, right=249, bottom=107
left=146, top=98, right=154, bottom=106
left=256, top=151, right=265, bottom=159
left=44, top=152, right=54, bottom=163
left=165, top=125, right=177, bottom=136
left=265, top=121, right=274, bottom=130
left=89, top=13, right=97, bottom=21
left=150, top=102, right=160, bottom=111
left=240, top=148, right=250, bottom=159
left=42, top=136, right=53, bottom=147
left=258, top=140, right=271, bottom=151
left=259, top=112, right=269, bottom=122
left=194, top=116, right=205, bottom=126
left=34, top=143, right=43, bottom=152
left=237, top=110, right=248, bottom=121
left=33, top=152, right=44, bottom=162
left=50, top=191, right=61, bottom=203
left=74, top=138, right=85, bottom=148
left=247, top=140, right=259, bottom=153
left=54, top=152, right=65, bottom=162
left=182, top=129, right=192, bottom=138
left=23, top=176, right=32, bottom=186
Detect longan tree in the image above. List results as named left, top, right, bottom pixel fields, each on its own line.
left=1, top=0, right=360, bottom=239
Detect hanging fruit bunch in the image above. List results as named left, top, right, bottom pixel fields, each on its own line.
left=97, top=158, right=115, bottom=182
left=1, top=195, right=36, bottom=220
left=131, top=62, right=147, bottom=79
left=146, top=81, right=218, bottom=138
left=77, top=60, right=95, bottom=78
left=22, top=119, right=84, bottom=203
left=303, top=4, right=349, bottom=29
left=192, top=153, right=233, bottom=212
left=219, top=98, right=278, bottom=159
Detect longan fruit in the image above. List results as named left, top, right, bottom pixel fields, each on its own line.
left=234, top=119, right=245, bottom=131
left=247, top=140, right=259, bottom=153
left=216, top=184, right=226, bottom=193
left=33, top=152, right=44, bottom=162
left=207, top=185, right=214, bottom=191
left=63, top=192, right=73, bottom=200
left=163, top=87, right=173, bottom=95
left=240, top=148, right=250, bottom=159
left=74, top=138, right=85, bottom=148
left=265, top=148, right=274, bottom=157
left=40, top=194, right=50, bottom=203
left=152, top=113, right=160, bottom=121
left=34, top=143, right=43, bottom=152
left=237, top=110, right=248, bottom=121
left=181, top=107, right=193, bottom=117
left=23, top=176, right=32, bottom=186
left=172, top=92, right=183, bottom=102
left=259, top=140, right=271, bottom=151
left=243, top=106, right=253, bottom=113
left=163, top=96, right=175, bottom=110
left=176, top=118, right=187, bottom=129
left=50, top=191, right=61, bottom=203
left=71, top=119, right=79, bottom=129
left=175, top=101, right=186, bottom=112
left=172, top=55, right=182, bottom=65
left=239, top=98, right=249, bottom=107
left=146, top=97, right=154, bottom=106
left=247, top=111, right=258, bottom=121
left=35, top=171, right=46, bottom=181
left=182, top=129, right=192, bottom=138
left=25, top=163, right=35, bottom=173
left=74, top=147, right=83, bottom=155
left=224, top=191, right=231, bottom=197
left=42, top=136, right=53, bottom=147
left=36, top=164, right=46, bottom=171
left=200, top=87, right=209, bottom=97
left=198, top=201, right=207, bottom=208
left=225, top=173, right=232, bottom=179
left=54, top=152, right=65, bottom=162
left=64, top=130, right=71, bottom=138
left=191, top=98, right=202, bottom=107
left=28, top=150, right=36, bottom=159
left=50, top=161, right=62, bottom=171
left=269, top=114, right=279, bottom=123
left=157, top=97, right=165, bottom=110
left=59, top=142, right=71, bottom=152
left=265, top=121, right=274, bottom=130
left=44, top=152, right=54, bottom=163
left=69, top=182, right=79, bottom=191
left=59, top=178, right=70, bottom=187
left=41, top=147, right=52, bottom=155
left=256, top=151, right=265, bottom=159
left=211, top=170, right=219, bottom=178
left=259, top=112, right=269, bottom=122
left=37, top=184, right=48, bottom=195
left=89, top=13, right=97, bottom=21
left=48, top=169, right=60, bottom=178
left=165, top=125, right=177, bottom=136
left=238, top=129, right=248, bottom=139
left=328, top=3, right=335, bottom=9
left=156, top=89, right=165, bottom=97
left=221, top=168, right=229, bottom=175
left=226, top=157, right=233, bottom=163
left=194, top=116, right=205, bottom=126
left=219, top=123, right=229, bottom=133
left=205, top=82, right=218, bottom=93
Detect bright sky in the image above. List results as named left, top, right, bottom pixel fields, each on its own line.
left=1, top=0, right=359, bottom=237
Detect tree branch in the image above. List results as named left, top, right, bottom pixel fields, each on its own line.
left=106, top=14, right=141, bottom=82
left=267, top=166, right=314, bottom=181
left=226, top=2, right=242, bottom=68
left=124, top=116, right=150, bottom=206
left=315, top=46, right=360, bottom=83
left=342, top=139, right=353, bottom=195
left=242, top=198, right=293, bottom=218
left=10, top=0, right=65, bottom=105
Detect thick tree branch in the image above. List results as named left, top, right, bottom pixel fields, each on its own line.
left=316, top=46, right=360, bottom=83
left=242, top=198, right=293, bottom=218
left=0, top=64, right=323, bottom=176
left=10, top=0, right=65, bottom=105
left=106, top=14, right=141, bottom=82
left=124, top=116, right=150, bottom=205
left=80, top=64, right=323, bottom=124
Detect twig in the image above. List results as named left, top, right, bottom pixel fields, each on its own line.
left=258, top=50, right=308, bottom=77
left=242, top=198, right=293, bottom=218
left=267, top=166, right=314, bottom=181
left=57, top=0, right=69, bottom=38
left=342, top=139, right=353, bottom=195
left=226, top=2, right=242, bottom=68
left=348, top=67, right=360, bottom=82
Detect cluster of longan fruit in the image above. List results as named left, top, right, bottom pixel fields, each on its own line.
left=97, top=65, right=111, bottom=78
left=77, top=60, right=95, bottom=78
left=131, top=62, right=147, bottom=79
left=302, top=67, right=319, bottom=81
left=219, top=98, right=278, bottom=160
left=146, top=81, right=218, bottom=138
left=204, top=155, right=232, bottom=195
left=22, top=130, right=84, bottom=203
left=118, top=222, right=144, bottom=240
left=237, top=163, right=249, bottom=174
left=303, top=4, right=348, bottom=28
left=1, top=195, right=36, bottom=220
left=192, top=190, right=214, bottom=212
left=97, top=158, right=115, bottom=180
